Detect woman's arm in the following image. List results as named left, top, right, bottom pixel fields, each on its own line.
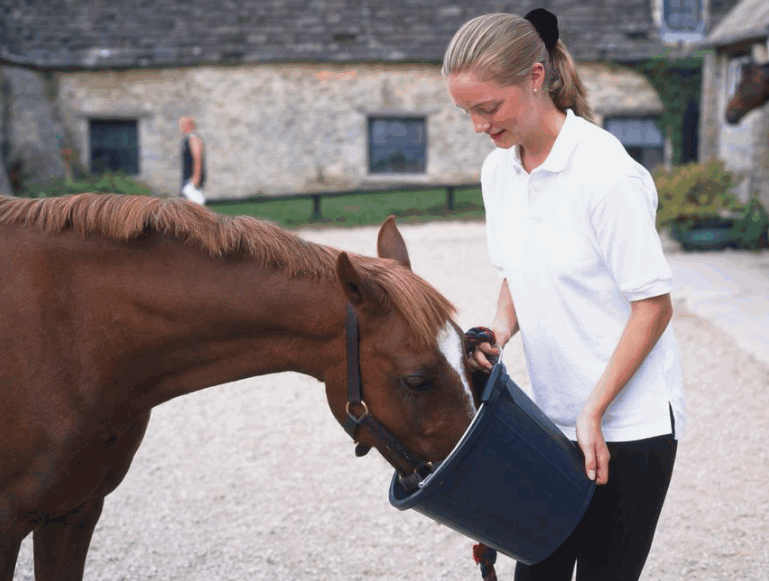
left=577, top=293, right=674, bottom=484
left=468, top=279, right=519, bottom=372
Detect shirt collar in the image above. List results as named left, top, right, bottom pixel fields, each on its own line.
left=509, top=108, right=581, bottom=174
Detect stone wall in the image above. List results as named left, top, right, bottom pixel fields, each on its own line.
left=0, top=61, right=664, bottom=200
left=55, top=63, right=494, bottom=199
left=0, top=66, right=70, bottom=194
left=699, top=51, right=720, bottom=162
left=753, top=107, right=769, bottom=210
left=0, top=73, right=11, bottom=194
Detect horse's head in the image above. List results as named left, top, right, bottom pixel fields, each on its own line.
left=328, top=217, right=476, bottom=476
left=726, top=61, right=769, bottom=125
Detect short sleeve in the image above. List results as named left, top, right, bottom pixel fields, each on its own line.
left=590, top=176, right=673, bottom=302
left=481, top=152, right=510, bottom=280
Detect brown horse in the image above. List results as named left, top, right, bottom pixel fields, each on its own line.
left=0, top=194, right=476, bottom=580
left=726, top=60, right=769, bottom=125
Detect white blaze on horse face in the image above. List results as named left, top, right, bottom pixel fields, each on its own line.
left=437, top=322, right=477, bottom=415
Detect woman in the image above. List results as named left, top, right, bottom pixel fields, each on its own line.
left=444, top=9, right=686, bottom=581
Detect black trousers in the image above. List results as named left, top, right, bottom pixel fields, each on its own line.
left=514, top=432, right=678, bottom=581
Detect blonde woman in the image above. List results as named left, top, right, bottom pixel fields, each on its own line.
left=445, top=9, right=686, bottom=581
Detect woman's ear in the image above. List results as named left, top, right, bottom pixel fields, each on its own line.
left=530, top=62, right=546, bottom=91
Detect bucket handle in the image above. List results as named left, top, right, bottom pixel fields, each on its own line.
left=479, top=361, right=507, bottom=404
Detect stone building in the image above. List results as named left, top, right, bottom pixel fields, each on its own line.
left=699, top=0, right=769, bottom=207
left=0, top=0, right=738, bottom=200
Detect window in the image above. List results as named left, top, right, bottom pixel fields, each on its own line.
left=605, top=117, right=665, bottom=171
left=660, top=0, right=705, bottom=42
left=89, top=119, right=139, bottom=174
left=368, top=117, right=426, bottom=174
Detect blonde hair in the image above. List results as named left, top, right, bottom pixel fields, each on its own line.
left=442, top=13, right=594, bottom=122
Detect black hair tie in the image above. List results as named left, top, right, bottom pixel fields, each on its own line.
left=524, top=8, right=559, bottom=51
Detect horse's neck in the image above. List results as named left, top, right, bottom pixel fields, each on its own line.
left=77, top=236, right=346, bottom=410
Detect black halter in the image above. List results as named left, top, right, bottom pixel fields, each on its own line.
left=343, top=304, right=434, bottom=491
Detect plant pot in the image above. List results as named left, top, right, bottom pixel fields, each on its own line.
left=670, top=217, right=737, bottom=251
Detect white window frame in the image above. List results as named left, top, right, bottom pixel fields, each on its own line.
left=725, top=54, right=752, bottom=101
left=604, top=116, right=665, bottom=170
left=367, top=115, right=428, bottom=176
left=659, top=0, right=706, bottom=43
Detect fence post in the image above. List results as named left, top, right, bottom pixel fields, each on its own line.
left=446, top=186, right=455, bottom=210
left=311, top=195, right=322, bottom=220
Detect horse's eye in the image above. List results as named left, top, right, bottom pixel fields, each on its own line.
left=401, top=374, right=433, bottom=392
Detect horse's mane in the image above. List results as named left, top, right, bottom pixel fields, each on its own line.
left=0, top=194, right=455, bottom=346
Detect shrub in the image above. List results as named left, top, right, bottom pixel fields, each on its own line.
left=16, top=173, right=155, bottom=198
left=732, top=196, right=769, bottom=250
left=653, top=161, right=743, bottom=229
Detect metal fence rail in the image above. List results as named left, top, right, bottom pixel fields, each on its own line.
left=210, top=182, right=481, bottom=220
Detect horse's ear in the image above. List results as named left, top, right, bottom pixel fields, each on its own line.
left=377, top=215, right=411, bottom=270
left=336, top=252, right=389, bottom=315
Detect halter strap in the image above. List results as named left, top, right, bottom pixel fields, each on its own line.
left=343, top=304, right=433, bottom=489
left=344, top=303, right=363, bottom=434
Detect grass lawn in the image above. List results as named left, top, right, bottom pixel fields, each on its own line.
left=208, top=188, right=485, bottom=228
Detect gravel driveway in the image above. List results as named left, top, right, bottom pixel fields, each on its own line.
left=13, top=220, right=769, bottom=580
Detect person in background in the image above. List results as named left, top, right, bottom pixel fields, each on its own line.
left=444, top=9, right=686, bottom=581
left=179, top=116, right=206, bottom=205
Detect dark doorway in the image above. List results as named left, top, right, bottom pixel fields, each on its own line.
left=681, top=99, right=699, bottom=163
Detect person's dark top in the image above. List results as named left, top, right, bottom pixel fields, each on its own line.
left=181, top=135, right=206, bottom=188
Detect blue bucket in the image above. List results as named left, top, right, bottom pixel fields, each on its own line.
left=389, top=362, right=595, bottom=565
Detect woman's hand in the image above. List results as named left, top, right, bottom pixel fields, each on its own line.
left=466, top=340, right=501, bottom=373
left=464, top=325, right=509, bottom=373
left=576, top=406, right=610, bottom=485
left=575, top=294, right=673, bottom=486
left=466, top=280, right=517, bottom=373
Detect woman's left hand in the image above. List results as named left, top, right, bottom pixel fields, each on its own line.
left=576, top=407, right=610, bottom=485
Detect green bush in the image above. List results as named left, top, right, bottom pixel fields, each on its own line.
left=732, top=197, right=769, bottom=250
left=16, top=173, right=155, bottom=198
left=653, top=161, right=743, bottom=229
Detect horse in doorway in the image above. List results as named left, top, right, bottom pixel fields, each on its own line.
left=0, top=194, right=477, bottom=580
left=726, top=60, right=769, bottom=125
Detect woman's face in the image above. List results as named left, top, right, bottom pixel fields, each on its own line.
left=445, top=70, right=539, bottom=149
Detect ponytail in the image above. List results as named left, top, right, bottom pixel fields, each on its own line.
left=547, top=40, right=594, bottom=122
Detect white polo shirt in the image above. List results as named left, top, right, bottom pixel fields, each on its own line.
left=482, top=109, right=686, bottom=442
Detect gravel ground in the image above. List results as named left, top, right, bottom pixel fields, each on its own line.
left=12, top=221, right=769, bottom=580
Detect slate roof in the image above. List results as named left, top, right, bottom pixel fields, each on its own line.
left=704, top=0, right=769, bottom=47
left=0, top=0, right=739, bottom=70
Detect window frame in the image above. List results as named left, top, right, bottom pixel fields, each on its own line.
left=88, top=118, right=140, bottom=175
left=366, top=115, right=428, bottom=176
left=725, top=54, right=752, bottom=101
left=603, top=115, right=666, bottom=171
left=659, top=0, right=706, bottom=43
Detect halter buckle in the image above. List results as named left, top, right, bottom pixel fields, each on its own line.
left=345, top=400, right=369, bottom=421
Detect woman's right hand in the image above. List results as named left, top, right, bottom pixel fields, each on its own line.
left=464, top=325, right=507, bottom=373
left=466, top=281, right=517, bottom=373
left=466, top=341, right=501, bottom=373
